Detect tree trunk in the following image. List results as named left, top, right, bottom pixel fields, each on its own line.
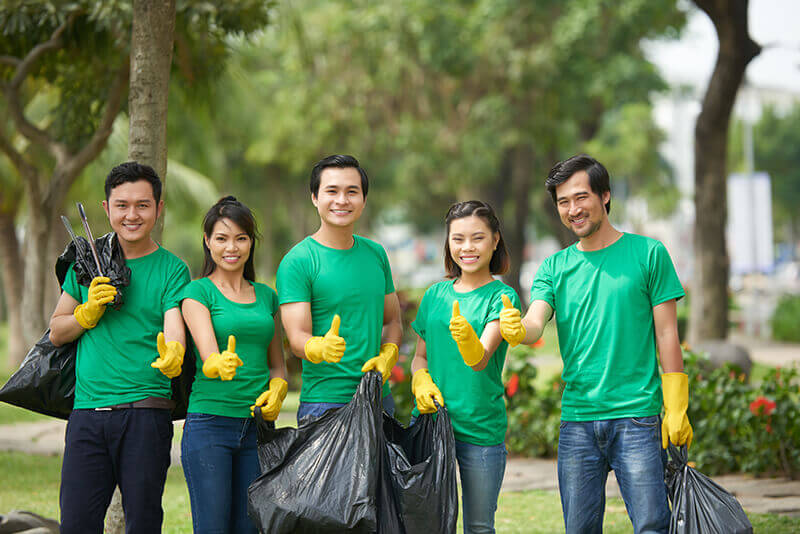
left=689, top=0, right=760, bottom=344
left=105, top=2, right=177, bottom=531
left=503, top=146, right=532, bottom=302
left=20, top=197, right=55, bottom=351
left=0, top=211, right=26, bottom=367
left=128, top=0, right=176, bottom=239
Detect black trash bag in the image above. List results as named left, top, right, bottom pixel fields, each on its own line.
left=665, top=445, right=753, bottom=534
left=55, top=232, right=131, bottom=309
left=382, top=402, right=458, bottom=534
left=0, top=232, right=194, bottom=420
left=248, top=371, right=398, bottom=533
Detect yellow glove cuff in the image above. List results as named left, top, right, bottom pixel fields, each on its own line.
left=661, top=372, right=689, bottom=410
left=458, top=335, right=484, bottom=366
left=202, top=353, right=223, bottom=378
left=304, top=336, right=324, bottom=364
left=73, top=304, right=98, bottom=329
left=269, top=377, right=289, bottom=402
left=379, top=343, right=399, bottom=368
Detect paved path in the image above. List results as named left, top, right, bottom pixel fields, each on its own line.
left=3, top=419, right=799, bottom=518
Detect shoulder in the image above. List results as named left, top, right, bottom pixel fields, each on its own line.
left=182, top=277, right=212, bottom=300
left=278, top=238, right=315, bottom=270
left=254, top=281, right=278, bottom=298
left=155, top=246, right=190, bottom=273
left=355, top=235, right=388, bottom=256
left=423, top=280, right=451, bottom=299
left=491, top=280, right=520, bottom=304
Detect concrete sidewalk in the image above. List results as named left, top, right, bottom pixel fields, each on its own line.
left=3, top=419, right=799, bottom=518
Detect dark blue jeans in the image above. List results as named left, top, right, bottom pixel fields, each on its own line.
left=59, top=408, right=173, bottom=534
left=557, top=415, right=670, bottom=534
left=296, top=392, right=395, bottom=423
left=181, top=413, right=261, bottom=534
left=455, top=440, right=507, bottom=534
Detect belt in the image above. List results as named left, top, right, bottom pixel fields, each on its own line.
left=94, top=396, right=175, bottom=411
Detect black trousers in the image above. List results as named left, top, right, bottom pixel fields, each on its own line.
left=59, top=408, right=173, bottom=534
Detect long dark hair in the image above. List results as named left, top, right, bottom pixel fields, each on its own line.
left=443, top=200, right=510, bottom=279
left=201, top=196, right=259, bottom=281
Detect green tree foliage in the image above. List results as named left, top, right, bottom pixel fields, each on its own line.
left=729, top=104, right=800, bottom=244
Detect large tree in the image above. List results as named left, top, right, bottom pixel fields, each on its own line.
left=689, top=0, right=760, bottom=343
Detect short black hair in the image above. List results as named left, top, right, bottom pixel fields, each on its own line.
left=545, top=154, right=611, bottom=214
left=309, top=155, right=369, bottom=198
left=443, top=200, right=510, bottom=279
left=105, top=161, right=162, bottom=203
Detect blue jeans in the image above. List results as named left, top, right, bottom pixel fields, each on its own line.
left=455, top=440, right=507, bottom=534
left=296, top=392, right=395, bottom=423
left=557, top=416, right=670, bottom=534
left=181, top=413, right=261, bottom=534
left=60, top=408, right=173, bottom=534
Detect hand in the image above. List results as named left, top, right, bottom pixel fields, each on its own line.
left=412, top=369, right=444, bottom=414
left=499, top=294, right=526, bottom=347
left=73, top=276, right=117, bottom=329
left=202, top=335, right=244, bottom=381
left=361, top=343, right=399, bottom=384
left=449, top=301, right=484, bottom=366
left=251, top=377, right=289, bottom=421
left=151, top=332, right=185, bottom=378
left=661, top=372, right=693, bottom=449
left=304, top=315, right=346, bottom=364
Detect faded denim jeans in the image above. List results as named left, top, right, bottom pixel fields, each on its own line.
left=557, top=415, right=670, bottom=534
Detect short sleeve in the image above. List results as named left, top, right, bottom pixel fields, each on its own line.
left=411, top=290, right=431, bottom=340
left=162, top=260, right=191, bottom=313
left=647, top=241, right=685, bottom=307
left=487, top=286, right=521, bottom=323
left=379, top=245, right=396, bottom=295
left=530, top=258, right=555, bottom=309
left=269, top=286, right=279, bottom=315
left=182, top=279, right=212, bottom=308
left=276, top=250, right=312, bottom=305
left=61, top=263, right=81, bottom=301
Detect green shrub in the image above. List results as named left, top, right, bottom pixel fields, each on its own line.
left=771, top=295, right=800, bottom=342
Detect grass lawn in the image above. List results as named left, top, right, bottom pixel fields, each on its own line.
left=2, top=451, right=799, bottom=533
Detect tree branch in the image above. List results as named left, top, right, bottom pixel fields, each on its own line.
left=0, top=56, right=21, bottom=67
left=0, top=129, right=42, bottom=203
left=47, top=60, right=129, bottom=205
left=5, top=11, right=80, bottom=164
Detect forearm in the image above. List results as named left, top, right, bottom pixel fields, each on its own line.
left=381, top=318, right=403, bottom=347
left=656, top=331, right=684, bottom=373
left=520, top=300, right=553, bottom=345
left=49, top=315, right=84, bottom=347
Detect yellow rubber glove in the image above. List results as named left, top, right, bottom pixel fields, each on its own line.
left=412, top=369, right=444, bottom=414
left=449, top=301, right=485, bottom=366
left=499, top=294, right=526, bottom=347
left=250, top=377, right=289, bottom=421
left=662, top=372, right=693, bottom=449
left=73, top=276, right=117, bottom=329
left=202, top=335, right=243, bottom=381
left=304, top=315, right=346, bottom=364
left=151, top=332, right=185, bottom=378
left=361, top=343, right=399, bottom=384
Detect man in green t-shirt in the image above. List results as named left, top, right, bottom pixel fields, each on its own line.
left=48, top=162, right=190, bottom=534
left=277, top=155, right=402, bottom=422
left=499, top=155, right=692, bottom=534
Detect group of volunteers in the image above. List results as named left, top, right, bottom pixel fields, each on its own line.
left=47, top=153, right=693, bottom=534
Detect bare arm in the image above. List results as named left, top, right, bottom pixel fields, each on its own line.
left=653, top=299, right=683, bottom=373
left=279, top=301, right=315, bottom=361
left=268, top=309, right=288, bottom=381
left=162, top=307, right=186, bottom=347
left=381, top=292, right=403, bottom=346
left=49, top=292, right=84, bottom=347
left=181, top=298, right=220, bottom=361
left=519, top=300, right=554, bottom=345
left=410, top=335, right=428, bottom=374
left=469, top=320, right=505, bottom=372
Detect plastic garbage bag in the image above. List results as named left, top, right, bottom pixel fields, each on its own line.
left=665, top=445, right=753, bottom=534
left=248, top=371, right=458, bottom=534
left=383, top=402, right=458, bottom=534
left=0, top=232, right=194, bottom=420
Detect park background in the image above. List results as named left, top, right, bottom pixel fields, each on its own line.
left=1, top=0, right=799, bottom=532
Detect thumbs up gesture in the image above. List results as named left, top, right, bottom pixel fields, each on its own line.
left=203, top=335, right=244, bottom=381
left=304, top=314, right=347, bottom=364
left=499, top=294, right=527, bottom=347
left=151, top=332, right=185, bottom=378
left=449, top=301, right=485, bottom=366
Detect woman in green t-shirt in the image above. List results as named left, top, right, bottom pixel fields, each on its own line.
left=410, top=200, right=519, bottom=534
left=181, top=196, right=288, bottom=534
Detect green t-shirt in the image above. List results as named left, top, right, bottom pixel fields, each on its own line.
left=411, top=279, right=519, bottom=446
left=530, top=233, right=685, bottom=421
left=276, top=235, right=395, bottom=403
left=62, top=246, right=190, bottom=409
left=182, top=278, right=279, bottom=418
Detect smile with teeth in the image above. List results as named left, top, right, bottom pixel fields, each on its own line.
left=570, top=215, right=587, bottom=225
left=222, top=255, right=240, bottom=263
left=123, top=222, right=142, bottom=230
left=330, top=209, right=351, bottom=215
left=460, top=255, right=479, bottom=264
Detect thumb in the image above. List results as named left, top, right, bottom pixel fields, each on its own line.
left=157, top=332, right=166, bottom=355
left=227, top=335, right=236, bottom=353
left=501, top=294, right=513, bottom=309
left=329, top=314, right=341, bottom=336
left=452, top=300, right=460, bottom=318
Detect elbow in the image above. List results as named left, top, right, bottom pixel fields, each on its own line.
left=49, top=328, right=64, bottom=347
